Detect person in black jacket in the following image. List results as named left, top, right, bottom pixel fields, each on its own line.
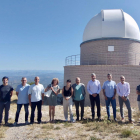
left=0, top=77, right=13, bottom=125
left=136, top=85, right=140, bottom=111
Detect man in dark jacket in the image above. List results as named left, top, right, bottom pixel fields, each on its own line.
left=72, top=77, right=86, bottom=121
left=0, top=77, right=13, bottom=125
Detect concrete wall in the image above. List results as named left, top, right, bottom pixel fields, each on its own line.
left=64, top=65, right=140, bottom=107
left=80, top=39, right=140, bottom=65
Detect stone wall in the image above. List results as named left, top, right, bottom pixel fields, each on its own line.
left=80, top=39, right=140, bottom=65
left=64, top=65, right=140, bottom=107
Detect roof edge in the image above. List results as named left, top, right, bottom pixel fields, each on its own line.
left=80, top=37, right=140, bottom=46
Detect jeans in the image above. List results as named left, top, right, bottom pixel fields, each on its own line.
left=0, top=101, right=10, bottom=124
left=74, top=99, right=84, bottom=120
left=89, top=94, right=101, bottom=118
left=118, top=96, right=132, bottom=120
left=105, top=97, right=116, bottom=119
left=15, top=104, right=29, bottom=122
left=63, top=97, right=73, bottom=121
left=30, top=100, right=42, bottom=123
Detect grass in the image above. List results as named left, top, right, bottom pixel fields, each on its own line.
left=132, top=129, right=139, bottom=136
left=90, top=136, right=101, bottom=140
left=0, top=126, right=7, bottom=138
left=0, top=91, right=16, bottom=138
left=121, top=129, right=132, bottom=138
left=1, top=91, right=140, bottom=140
left=63, top=122, right=73, bottom=127
left=54, top=126, right=61, bottom=130
left=41, top=124, right=54, bottom=130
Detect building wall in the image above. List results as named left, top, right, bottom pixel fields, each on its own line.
left=64, top=65, right=140, bottom=107
left=80, top=39, right=140, bottom=65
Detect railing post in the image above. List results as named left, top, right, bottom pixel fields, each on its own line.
left=65, top=57, right=67, bottom=66
left=135, top=53, right=136, bottom=65
left=106, top=53, right=107, bottom=65
left=126, top=53, right=127, bottom=65
left=75, top=55, right=76, bottom=65
left=97, top=54, right=98, bottom=65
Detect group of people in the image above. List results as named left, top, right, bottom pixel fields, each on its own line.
left=0, top=73, right=140, bottom=126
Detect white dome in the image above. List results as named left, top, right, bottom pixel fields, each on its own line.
left=83, top=9, right=140, bottom=42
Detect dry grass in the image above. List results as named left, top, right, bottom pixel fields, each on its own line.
left=1, top=91, right=140, bottom=140
left=121, top=129, right=132, bottom=138
left=90, top=136, right=102, bottom=140
left=0, top=126, right=7, bottom=138
left=41, top=124, right=54, bottom=129
left=0, top=91, right=16, bottom=138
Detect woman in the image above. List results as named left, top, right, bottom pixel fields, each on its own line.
left=45, top=78, right=60, bottom=123
left=62, top=79, right=75, bottom=122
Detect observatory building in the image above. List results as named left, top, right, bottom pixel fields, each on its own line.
left=64, top=9, right=140, bottom=107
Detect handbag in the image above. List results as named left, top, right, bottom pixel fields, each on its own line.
left=44, top=85, right=52, bottom=97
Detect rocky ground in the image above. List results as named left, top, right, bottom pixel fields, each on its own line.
left=0, top=94, right=140, bottom=140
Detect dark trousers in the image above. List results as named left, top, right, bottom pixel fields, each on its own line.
left=30, top=100, right=42, bottom=123
left=89, top=94, right=101, bottom=118
left=0, top=101, right=10, bottom=124
left=74, top=99, right=85, bottom=120
left=15, top=104, right=29, bottom=122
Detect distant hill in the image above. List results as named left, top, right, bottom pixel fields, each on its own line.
left=0, top=70, right=64, bottom=89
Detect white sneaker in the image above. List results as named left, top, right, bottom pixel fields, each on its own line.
left=13, top=122, right=17, bottom=126
left=25, top=121, right=29, bottom=125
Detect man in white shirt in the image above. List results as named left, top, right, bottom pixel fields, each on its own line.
left=117, top=75, right=132, bottom=123
left=13, top=77, right=30, bottom=126
left=87, top=73, right=101, bottom=120
left=28, top=77, right=44, bottom=124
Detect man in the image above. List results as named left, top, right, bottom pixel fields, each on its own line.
left=72, top=77, right=86, bottom=121
left=0, top=77, right=13, bottom=125
left=136, top=85, right=140, bottom=111
left=117, top=75, right=132, bottom=123
left=102, top=73, right=117, bottom=121
left=87, top=73, right=101, bottom=120
left=13, top=77, right=30, bottom=126
left=28, top=77, right=44, bottom=124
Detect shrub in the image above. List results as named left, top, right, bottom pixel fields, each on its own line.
left=121, top=129, right=132, bottom=138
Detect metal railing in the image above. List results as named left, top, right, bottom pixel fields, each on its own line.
left=65, top=54, right=80, bottom=66
left=65, top=53, right=140, bottom=66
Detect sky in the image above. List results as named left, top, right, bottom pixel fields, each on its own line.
left=0, top=0, right=140, bottom=71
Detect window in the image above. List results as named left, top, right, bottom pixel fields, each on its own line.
left=108, top=46, right=114, bottom=51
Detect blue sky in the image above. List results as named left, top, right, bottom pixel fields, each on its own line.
left=0, top=0, right=139, bottom=70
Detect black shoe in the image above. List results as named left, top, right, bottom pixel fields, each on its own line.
left=76, top=118, right=79, bottom=121
left=98, top=117, right=101, bottom=121
left=5, top=122, right=9, bottom=126
left=108, top=118, right=111, bottom=121
left=38, top=121, right=41, bottom=124
left=92, top=117, right=95, bottom=121
left=30, top=122, right=34, bottom=125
